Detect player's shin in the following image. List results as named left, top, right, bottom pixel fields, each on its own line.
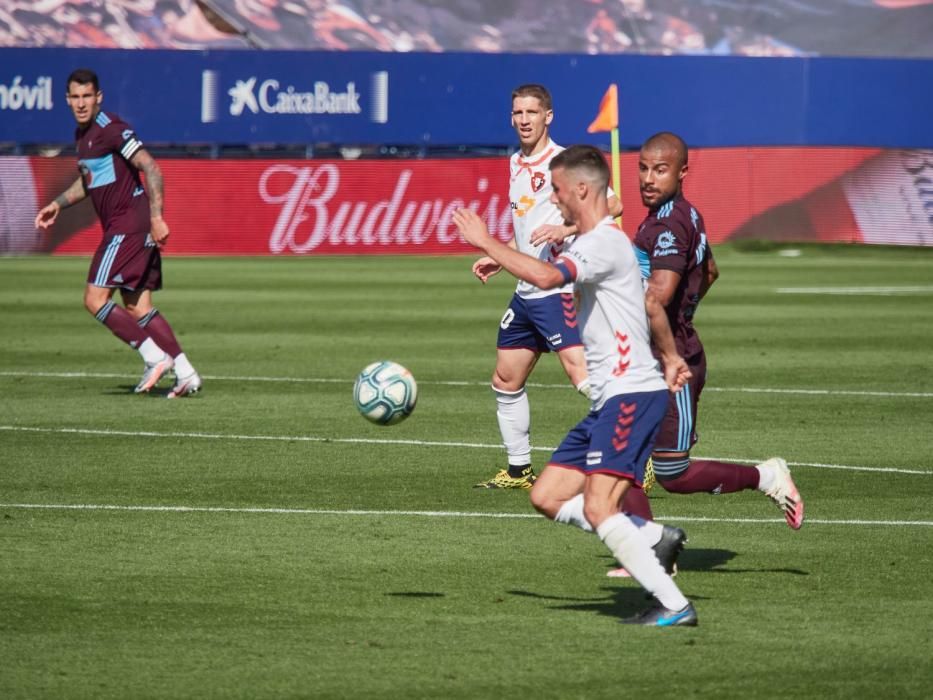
left=494, top=386, right=532, bottom=473
left=95, top=300, right=155, bottom=354
left=596, top=513, right=689, bottom=611
left=137, top=308, right=183, bottom=358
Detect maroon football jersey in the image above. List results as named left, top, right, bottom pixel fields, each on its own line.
left=633, top=194, right=713, bottom=359
left=75, top=111, right=151, bottom=236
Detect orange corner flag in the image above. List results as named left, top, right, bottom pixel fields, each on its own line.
left=587, top=84, right=618, bottom=133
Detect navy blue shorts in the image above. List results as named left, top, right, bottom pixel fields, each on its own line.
left=547, top=390, right=669, bottom=487
left=496, top=292, right=582, bottom=353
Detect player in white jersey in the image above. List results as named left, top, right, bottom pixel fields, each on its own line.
left=455, top=145, right=698, bottom=627
left=471, top=84, right=622, bottom=489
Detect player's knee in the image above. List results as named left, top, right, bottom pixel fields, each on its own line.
left=83, top=289, right=106, bottom=315
left=528, top=484, right=559, bottom=519
left=491, top=372, right=524, bottom=393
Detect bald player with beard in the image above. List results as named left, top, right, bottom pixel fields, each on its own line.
left=616, top=133, right=804, bottom=563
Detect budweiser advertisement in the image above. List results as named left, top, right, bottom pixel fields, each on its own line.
left=2, top=148, right=932, bottom=256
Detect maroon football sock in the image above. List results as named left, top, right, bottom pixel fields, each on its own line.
left=138, top=309, right=183, bottom=357
left=661, top=460, right=760, bottom=495
left=96, top=300, right=149, bottom=349
left=621, top=486, right=654, bottom=520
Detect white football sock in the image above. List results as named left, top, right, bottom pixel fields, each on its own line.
left=626, top=514, right=664, bottom=547
left=596, top=513, right=689, bottom=611
left=554, top=493, right=594, bottom=532
left=173, top=352, right=196, bottom=378
left=494, top=386, right=531, bottom=467
left=756, top=463, right=777, bottom=492
left=138, top=337, right=168, bottom=364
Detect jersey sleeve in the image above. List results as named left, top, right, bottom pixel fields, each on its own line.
left=557, top=233, right=613, bottom=284
left=105, top=117, right=145, bottom=163
left=639, top=218, right=691, bottom=275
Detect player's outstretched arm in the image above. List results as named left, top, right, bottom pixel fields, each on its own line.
left=645, top=288, right=691, bottom=392
left=455, top=209, right=564, bottom=290
left=131, top=148, right=169, bottom=247
left=34, top=177, right=86, bottom=229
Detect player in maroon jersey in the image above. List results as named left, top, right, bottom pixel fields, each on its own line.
left=619, top=132, right=804, bottom=542
left=34, top=68, right=201, bottom=398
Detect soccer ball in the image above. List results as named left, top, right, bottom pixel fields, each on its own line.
left=353, top=361, right=418, bottom=425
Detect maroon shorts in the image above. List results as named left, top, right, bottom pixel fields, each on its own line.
left=87, top=232, right=162, bottom=291
left=653, top=350, right=707, bottom=453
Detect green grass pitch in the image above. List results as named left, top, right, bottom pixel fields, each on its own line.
left=1, top=243, right=932, bottom=699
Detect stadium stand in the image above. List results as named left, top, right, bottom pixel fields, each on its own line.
left=1, top=0, right=932, bottom=56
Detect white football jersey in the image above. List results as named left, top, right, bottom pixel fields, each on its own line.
left=509, top=139, right=573, bottom=299
left=557, top=217, right=668, bottom=409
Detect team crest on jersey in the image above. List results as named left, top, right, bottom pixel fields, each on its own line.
left=531, top=171, right=546, bottom=192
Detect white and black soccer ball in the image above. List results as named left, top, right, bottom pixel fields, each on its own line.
left=353, top=361, right=418, bottom=425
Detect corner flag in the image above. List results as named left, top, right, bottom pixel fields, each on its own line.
left=587, top=84, right=622, bottom=226
left=587, top=84, right=618, bottom=134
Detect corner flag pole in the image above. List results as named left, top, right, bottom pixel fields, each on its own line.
left=587, top=83, right=622, bottom=227
left=610, top=123, right=622, bottom=228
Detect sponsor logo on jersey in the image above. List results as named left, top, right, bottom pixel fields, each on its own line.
left=654, top=230, right=679, bottom=257
left=511, top=195, right=535, bottom=217
left=531, top=171, right=546, bottom=192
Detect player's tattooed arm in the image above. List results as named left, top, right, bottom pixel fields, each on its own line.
left=55, top=176, right=88, bottom=209
left=131, top=148, right=170, bottom=246
left=34, top=177, right=86, bottom=229
left=131, top=148, right=165, bottom=218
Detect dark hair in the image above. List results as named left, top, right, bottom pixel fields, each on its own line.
left=511, top=83, right=552, bottom=111
left=642, top=131, right=688, bottom=166
left=550, top=144, right=610, bottom=190
left=66, top=68, right=99, bottom=92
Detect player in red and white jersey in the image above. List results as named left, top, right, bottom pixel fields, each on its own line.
left=34, top=68, right=201, bottom=398
left=619, top=132, right=803, bottom=536
left=471, top=84, right=621, bottom=489
left=456, top=145, right=698, bottom=626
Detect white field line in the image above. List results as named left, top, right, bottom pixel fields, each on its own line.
left=1, top=424, right=929, bottom=476
left=0, top=502, right=930, bottom=527
left=776, top=285, right=933, bottom=295
left=1, top=370, right=931, bottom=399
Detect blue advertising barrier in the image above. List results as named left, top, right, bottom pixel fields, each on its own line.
left=0, top=48, right=931, bottom=148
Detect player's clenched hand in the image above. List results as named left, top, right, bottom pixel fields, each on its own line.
left=661, top=353, right=692, bottom=393
left=453, top=208, right=491, bottom=249
left=34, top=202, right=60, bottom=230
left=472, top=256, right=502, bottom=283
left=150, top=215, right=170, bottom=248
left=530, top=223, right=571, bottom=246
